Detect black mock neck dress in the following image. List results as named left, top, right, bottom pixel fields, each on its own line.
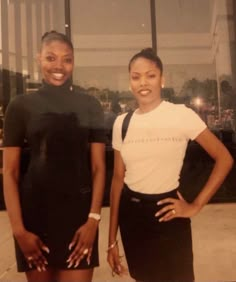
left=3, top=80, right=105, bottom=271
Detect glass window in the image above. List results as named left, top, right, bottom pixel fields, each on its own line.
left=155, top=0, right=236, bottom=132
left=70, top=0, right=152, bottom=205
left=0, top=0, right=65, bottom=103
left=70, top=0, right=152, bottom=114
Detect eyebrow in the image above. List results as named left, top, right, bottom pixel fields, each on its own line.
left=45, top=51, right=73, bottom=57
left=131, top=69, right=157, bottom=74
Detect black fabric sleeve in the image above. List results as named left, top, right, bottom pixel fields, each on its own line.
left=3, top=96, right=26, bottom=147
left=88, top=96, right=106, bottom=143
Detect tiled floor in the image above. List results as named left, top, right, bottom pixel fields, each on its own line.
left=1, top=204, right=236, bottom=281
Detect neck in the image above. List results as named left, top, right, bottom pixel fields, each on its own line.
left=137, top=99, right=162, bottom=114
left=40, top=79, right=73, bottom=94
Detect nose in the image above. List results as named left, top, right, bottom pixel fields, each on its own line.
left=54, top=58, right=63, bottom=69
left=140, top=76, right=147, bottom=86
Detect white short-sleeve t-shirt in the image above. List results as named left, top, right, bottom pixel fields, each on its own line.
left=112, top=101, right=207, bottom=194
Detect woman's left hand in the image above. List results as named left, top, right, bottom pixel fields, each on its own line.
left=66, top=219, right=98, bottom=268
left=155, top=191, right=201, bottom=222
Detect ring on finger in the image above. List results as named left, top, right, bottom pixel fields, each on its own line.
left=27, top=256, right=33, bottom=261
left=83, top=248, right=89, bottom=255
left=172, top=209, right=176, bottom=215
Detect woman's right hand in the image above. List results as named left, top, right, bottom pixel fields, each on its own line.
left=107, top=244, right=127, bottom=277
left=15, top=230, right=49, bottom=272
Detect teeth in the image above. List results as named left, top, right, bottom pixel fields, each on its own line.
left=52, top=73, right=64, bottom=79
left=139, top=90, right=150, bottom=95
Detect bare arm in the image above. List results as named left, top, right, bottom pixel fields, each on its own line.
left=107, top=149, right=126, bottom=275
left=192, top=128, right=234, bottom=208
left=3, top=147, right=49, bottom=271
left=108, top=149, right=125, bottom=245
left=67, top=142, right=105, bottom=267
left=3, top=147, right=25, bottom=236
left=89, top=142, right=106, bottom=215
left=156, top=128, right=234, bottom=221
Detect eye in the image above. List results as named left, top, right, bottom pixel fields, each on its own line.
left=64, top=57, right=73, bottom=64
left=45, top=55, right=55, bottom=62
left=131, top=76, right=139, bottom=80
left=148, top=74, right=156, bottom=78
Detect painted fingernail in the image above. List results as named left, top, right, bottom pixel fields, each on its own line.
left=159, top=218, right=163, bottom=222
left=67, top=262, right=73, bottom=268
left=37, top=266, right=42, bottom=272
left=69, top=243, right=73, bottom=250
left=42, top=266, right=46, bottom=271
left=87, top=258, right=90, bottom=265
left=155, top=212, right=159, bottom=217
left=66, top=257, right=71, bottom=263
left=74, top=261, right=80, bottom=268
left=157, top=201, right=162, bottom=205
left=42, top=246, right=50, bottom=253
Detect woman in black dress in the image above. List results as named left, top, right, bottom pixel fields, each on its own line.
left=3, top=31, right=106, bottom=282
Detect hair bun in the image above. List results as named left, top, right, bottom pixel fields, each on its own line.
left=41, top=30, right=57, bottom=41
left=40, top=30, right=74, bottom=50
left=140, top=48, right=156, bottom=55
left=128, top=47, right=163, bottom=74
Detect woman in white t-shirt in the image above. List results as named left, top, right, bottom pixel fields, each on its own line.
left=107, top=48, right=234, bottom=282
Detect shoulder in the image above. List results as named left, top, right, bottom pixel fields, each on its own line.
left=114, top=112, right=128, bottom=123
left=161, top=101, right=197, bottom=116
left=161, top=100, right=187, bottom=111
left=113, top=112, right=129, bottom=130
left=14, top=91, right=42, bottom=105
left=9, top=93, right=27, bottom=103
left=6, top=91, right=46, bottom=114
left=6, top=94, right=28, bottom=111
left=73, top=89, right=94, bottom=100
left=74, top=90, right=101, bottom=107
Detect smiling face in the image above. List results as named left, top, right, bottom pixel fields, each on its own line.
left=129, top=57, right=164, bottom=112
left=38, top=40, right=74, bottom=86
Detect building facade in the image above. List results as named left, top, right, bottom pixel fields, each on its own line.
left=1, top=0, right=236, bottom=131
left=0, top=0, right=236, bottom=207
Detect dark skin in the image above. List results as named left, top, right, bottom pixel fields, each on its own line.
left=107, top=57, right=234, bottom=277
left=3, top=147, right=50, bottom=273
left=3, top=39, right=105, bottom=282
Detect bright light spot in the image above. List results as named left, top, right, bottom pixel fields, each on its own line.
left=194, top=97, right=202, bottom=106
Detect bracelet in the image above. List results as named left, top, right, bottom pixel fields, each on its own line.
left=88, top=212, right=101, bottom=221
left=107, top=240, right=118, bottom=252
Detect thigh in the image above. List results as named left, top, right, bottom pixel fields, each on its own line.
left=25, top=268, right=56, bottom=282
left=57, top=269, right=94, bottom=282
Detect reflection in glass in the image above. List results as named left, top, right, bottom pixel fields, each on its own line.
left=156, top=0, right=236, bottom=132
left=71, top=0, right=152, bottom=114
left=0, top=0, right=65, bottom=100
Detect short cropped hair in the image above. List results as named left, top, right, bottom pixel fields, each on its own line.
left=41, top=30, right=74, bottom=51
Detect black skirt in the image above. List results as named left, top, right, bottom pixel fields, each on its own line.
left=119, top=184, right=194, bottom=282
left=15, top=189, right=99, bottom=272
